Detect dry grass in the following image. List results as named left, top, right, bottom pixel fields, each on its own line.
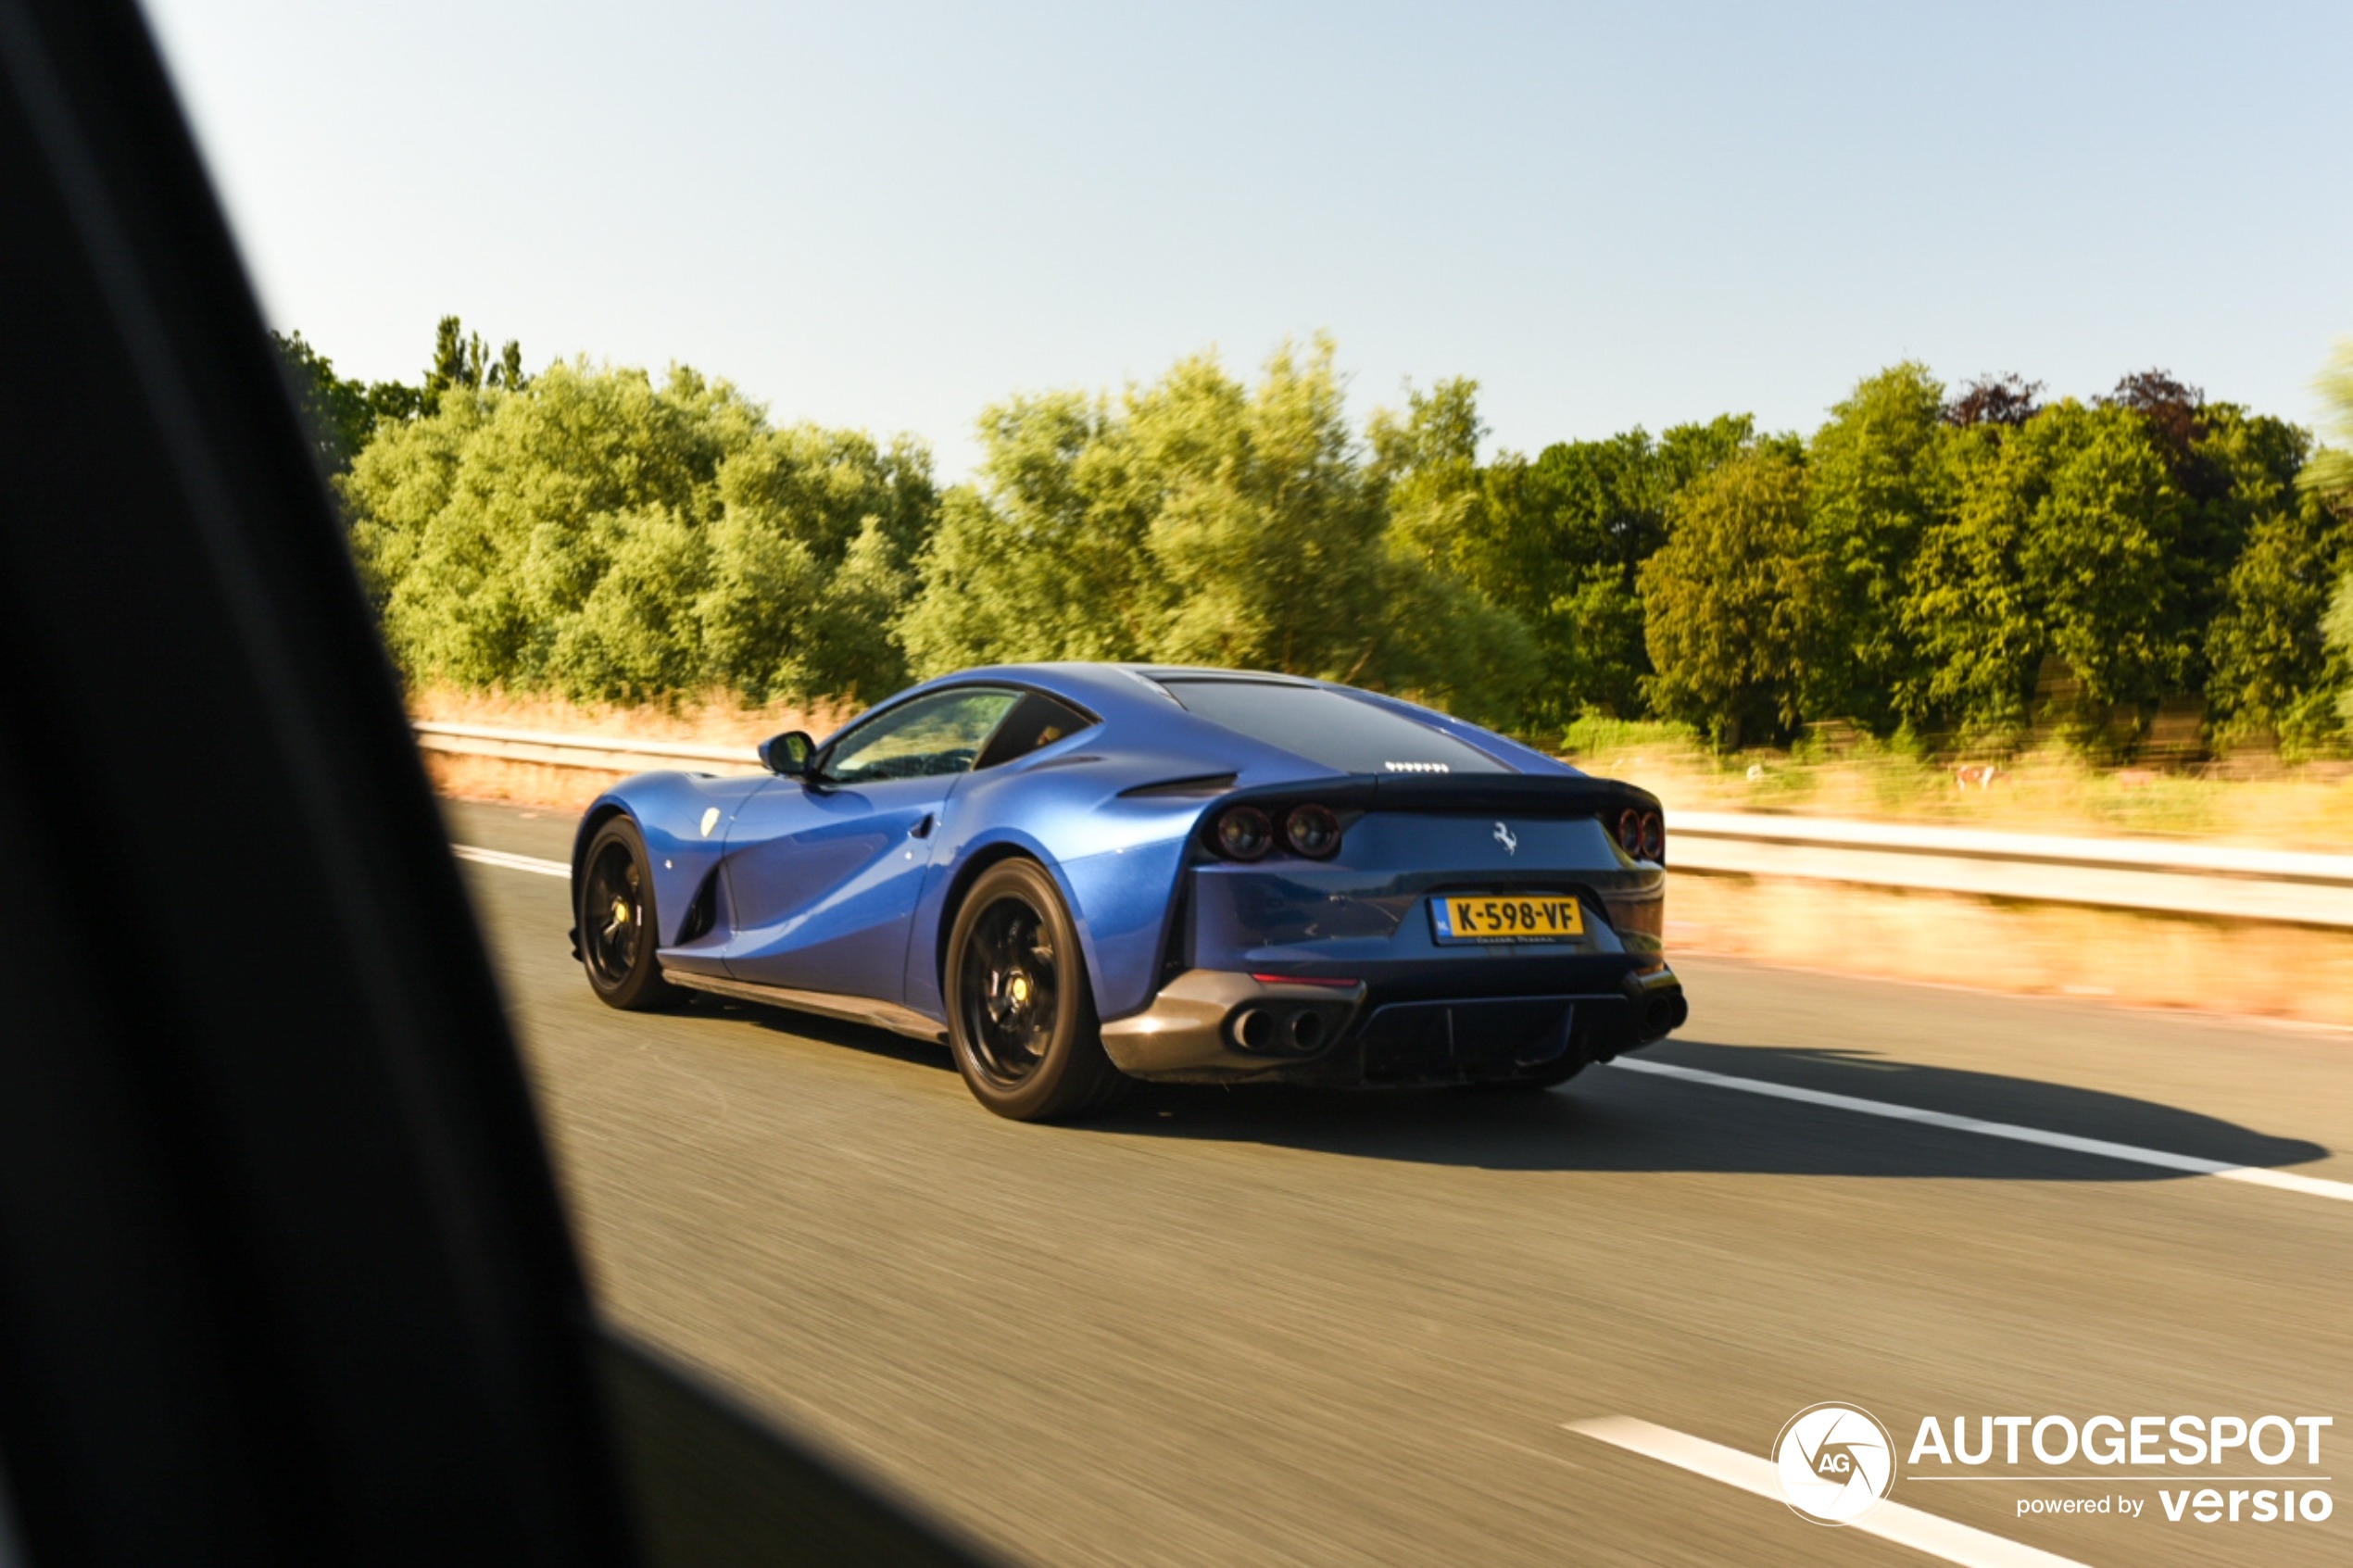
left=409, top=685, right=856, bottom=809
left=1564, top=729, right=2353, bottom=852
left=409, top=684, right=858, bottom=748
left=420, top=752, right=630, bottom=811
left=1670, top=870, right=2353, bottom=1026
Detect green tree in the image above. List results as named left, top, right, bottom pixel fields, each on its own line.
left=1906, top=401, right=2186, bottom=744
left=897, top=389, right=1169, bottom=670
left=2306, top=341, right=2353, bottom=500
left=899, top=340, right=1529, bottom=719
left=1373, top=377, right=1486, bottom=579
left=271, top=320, right=492, bottom=476
left=1901, top=420, right=2037, bottom=739
left=424, top=315, right=483, bottom=408
left=2186, top=403, right=2346, bottom=746
left=697, top=426, right=934, bottom=700
left=1804, top=362, right=1948, bottom=731
left=420, top=314, right=530, bottom=406
left=1639, top=448, right=1815, bottom=747
left=340, top=359, right=932, bottom=703
left=1416, top=413, right=1760, bottom=727
left=2023, top=404, right=2191, bottom=731
left=271, top=329, right=375, bottom=475
left=2207, top=495, right=2350, bottom=747
left=493, top=338, right=528, bottom=391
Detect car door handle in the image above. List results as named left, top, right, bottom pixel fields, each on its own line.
left=909, top=813, right=935, bottom=839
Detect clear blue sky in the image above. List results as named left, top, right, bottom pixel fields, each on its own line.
left=144, top=0, right=2353, bottom=478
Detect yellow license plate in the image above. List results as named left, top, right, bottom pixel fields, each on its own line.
left=1431, top=895, right=1584, bottom=944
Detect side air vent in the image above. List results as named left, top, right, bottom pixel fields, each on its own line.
left=673, top=869, right=720, bottom=944
left=1118, top=772, right=1239, bottom=799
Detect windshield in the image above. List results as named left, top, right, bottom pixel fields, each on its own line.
left=1151, top=678, right=1510, bottom=774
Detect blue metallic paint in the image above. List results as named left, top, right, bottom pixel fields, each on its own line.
left=573, top=662, right=1671, bottom=1063
left=574, top=771, right=769, bottom=958
left=719, top=771, right=958, bottom=999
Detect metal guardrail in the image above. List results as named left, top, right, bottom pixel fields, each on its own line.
left=1668, top=812, right=2353, bottom=928
left=412, top=722, right=2353, bottom=928
left=411, top=721, right=763, bottom=776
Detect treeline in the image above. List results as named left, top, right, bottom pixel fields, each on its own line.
left=285, top=322, right=2353, bottom=756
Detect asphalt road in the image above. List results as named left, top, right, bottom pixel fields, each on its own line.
left=447, top=799, right=2351, bottom=1568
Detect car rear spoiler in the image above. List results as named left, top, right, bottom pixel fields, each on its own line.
left=1218, top=772, right=1662, bottom=819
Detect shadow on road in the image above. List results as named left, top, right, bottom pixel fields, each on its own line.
left=1085, top=1037, right=2332, bottom=1179
left=692, top=996, right=2331, bottom=1181
left=694, top=995, right=957, bottom=1072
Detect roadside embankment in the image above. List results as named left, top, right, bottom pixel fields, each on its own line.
left=1667, top=873, right=2353, bottom=1026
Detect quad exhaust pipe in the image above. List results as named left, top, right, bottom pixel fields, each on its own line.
left=1230, top=1005, right=1335, bottom=1055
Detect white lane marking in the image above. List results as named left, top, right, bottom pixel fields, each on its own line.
left=1566, top=1416, right=2090, bottom=1568
left=1608, top=1058, right=2353, bottom=1204
left=453, top=844, right=568, bottom=878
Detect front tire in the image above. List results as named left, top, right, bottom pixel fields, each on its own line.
left=577, top=817, right=683, bottom=1011
left=945, top=859, right=1128, bottom=1122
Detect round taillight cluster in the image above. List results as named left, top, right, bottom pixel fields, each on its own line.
left=1215, top=806, right=1274, bottom=860
left=1210, top=802, right=1344, bottom=861
left=1284, top=803, right=1341, bottom=859
left=1615, top=808, right=1666, bottom=864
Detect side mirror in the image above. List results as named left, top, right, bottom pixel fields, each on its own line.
left=758, top=730, right=814, bottom=777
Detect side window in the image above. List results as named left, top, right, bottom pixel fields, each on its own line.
left=975, top=692, right=1096, bottom=770
left=822, top=688, right=1022, bottom=784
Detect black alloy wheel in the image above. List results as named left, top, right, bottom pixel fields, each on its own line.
left=578, top=817, right=681, bottom=1011
left=962, top=897, right=1060, bottom=1084
left=945, top=859, right=1127, bottom=1121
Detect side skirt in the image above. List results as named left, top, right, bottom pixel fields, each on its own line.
left=662, top=969, right=949, bottom=1045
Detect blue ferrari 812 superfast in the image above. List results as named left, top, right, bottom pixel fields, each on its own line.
left=571, top=664, right=1687, bottom=1120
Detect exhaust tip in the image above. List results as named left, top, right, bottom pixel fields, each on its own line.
left=1286, top=1009, right=1327, bottom=1050
left=1642, top=992, right=1689, bottom=1035
left=1233, top=1008, right=1274, bottom=1051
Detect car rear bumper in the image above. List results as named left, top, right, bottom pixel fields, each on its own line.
left=1098, top=960, right=1686, bottom=1086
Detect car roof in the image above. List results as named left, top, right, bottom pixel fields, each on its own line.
left=899, top=661, right=1322, bottom=718
left=883, top=662, right=1573, bottom=780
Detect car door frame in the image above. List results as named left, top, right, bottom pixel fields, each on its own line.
left=714, top=684, right=1028, bottom=1001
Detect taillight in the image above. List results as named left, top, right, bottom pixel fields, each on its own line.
left=1641, top=809, right=1666, bottom=863
left=1214, top=806, right=1273, bottom=860
left=1283, top=803, right=1341, bottom=859
left=1616, top=809, right=1643, bottom=858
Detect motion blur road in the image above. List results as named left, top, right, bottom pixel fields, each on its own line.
left=448, top=800, right=2349, bottom=1568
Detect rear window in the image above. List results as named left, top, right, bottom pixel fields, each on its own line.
left=975, top=690, right=1097, bottom=769
left=1153, top=679, right=1509, bottom=774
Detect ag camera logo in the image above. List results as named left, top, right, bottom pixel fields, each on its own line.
left=1775, top=1403, right=1897, bottom=1524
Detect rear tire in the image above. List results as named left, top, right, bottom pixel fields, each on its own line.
left=577, top=817, right=683, bottom=1011
left=945, top=859, right=1128, bottom=1122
